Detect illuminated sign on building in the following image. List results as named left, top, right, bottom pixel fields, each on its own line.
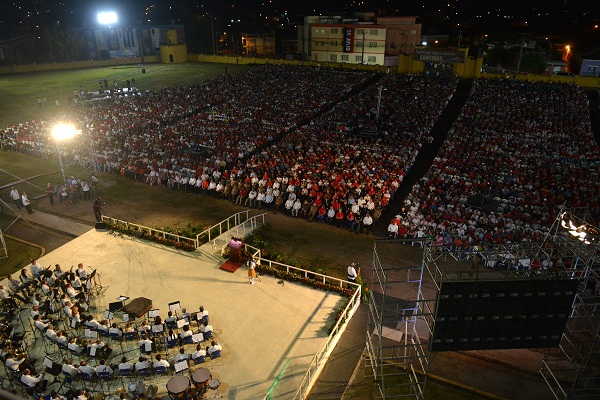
left=343, top=27, right=354, bottom=53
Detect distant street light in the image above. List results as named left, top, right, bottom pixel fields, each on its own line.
left=97, top=11, right=118, bottom=26
left=52, top=123, right=81, bottom=183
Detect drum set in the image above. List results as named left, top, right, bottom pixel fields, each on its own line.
left=166, top=368, right=220, bottom=399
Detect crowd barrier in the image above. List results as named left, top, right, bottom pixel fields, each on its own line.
left=100, top=215, right=198, bottom=249
left=101, top=210, right=265, bottom=250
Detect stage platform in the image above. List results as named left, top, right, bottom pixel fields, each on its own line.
left=36, top=230, right=344, bottom=399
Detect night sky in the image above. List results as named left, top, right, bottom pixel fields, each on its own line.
left=1, top=1, right=599, bottom=40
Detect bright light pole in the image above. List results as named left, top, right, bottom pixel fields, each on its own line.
left=51, top=123, right=81, bottom=183
left=97, top=11, right=118, bottom=26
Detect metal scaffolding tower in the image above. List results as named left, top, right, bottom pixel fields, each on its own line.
left=0, top=229, right=7, bottom=259
left=365, top=239, right=437, bottom=399
left=538, top=209, right=600, bottom=400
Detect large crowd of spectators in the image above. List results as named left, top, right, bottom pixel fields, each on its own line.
left=391, top=79, right=600, bottom=247
left=1, top=66, right=458, bottom=231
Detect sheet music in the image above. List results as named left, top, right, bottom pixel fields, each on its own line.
left=122, top=313, right=129, bottom=322
left=105, top=311, right=114, bottom=319
left=192, top=333, right=203, bottom=343
left=43, top=357, right=53, bottom=368
left=148, top=309, right=160, bottom=318
left=144, top=341, right=152, bottom=352
left=176, top=319, right=187, bottom=328
left=174, top=360, right=188, bottom=373
left=90, top=346, right=97, bottom=357
left=70, top=319, right=77, bottom=328
left=168, top=301, right=181, bottom=313
left=152, top=324, right=164, bottom=333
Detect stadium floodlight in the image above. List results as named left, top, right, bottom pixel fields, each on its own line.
left=97, top=11, right=118, bottom=25
left=52, top=123, right=81, bottom=141
left=421, top=41, right=428, bottom=46
left=51, top=122, right=81, bottom=183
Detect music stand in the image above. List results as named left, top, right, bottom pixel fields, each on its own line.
left=44, top=357, right=64, bottom=391
left=176, top=319, right=188, bottom=329
left=168, top=301, right=181, bottom=314
left=174, top=360, right=189, bottom=374
left=148, top=309, right=160, bottom=319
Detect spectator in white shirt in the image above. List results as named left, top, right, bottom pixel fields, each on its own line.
left=30, top=260, right=42, bottom=277
left=153, top=354, right=170, bottom=369
left=192, top=344, right=207, bottom=360
left=5, top=354, right=25, bottom=371
left=109, top=323, right=122, bottom=337
left=347, top=263, right=359, bottom=282
left=387, top=222, right=399, bottom=238
left=46, top=324, right=58, bottom=341
left=179, top=325, right=193, bottom=340
left=33, top=315, right=49, bottom=331
left=118, top=357, right=133, bottom=372
left=201, top=324, right=213, bottom=336
left=78, top=361, right=95, bottom=377
left=10, top=187, right=21, bottom=208
left=62, top=360, right=79, bottom=377
left=135, top=356, right=149, bottom=371
left=21, top=192, right=33, bottom=214
left=362, top=214, right=373, bottom=232
left=174, top=348, right=189, bottom=362
left=76, top=264, right=89, bottom=279
left=21, top=369, right=45, bottom=389
left=138, top=336, right=153, bottom=352
left=67, top=338, right=83, bottom=354
left=207, top=340, right=222, bottom=356
left=95, top=359, right=113, bottom=375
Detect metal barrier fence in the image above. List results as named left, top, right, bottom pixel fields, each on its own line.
left=101, top=215, right=198, bottom=248
left=293, top=282, right=362, bottom=399
left=196, top=210, right=259, bottom=246
left=102, top=210, right=266, bottom=250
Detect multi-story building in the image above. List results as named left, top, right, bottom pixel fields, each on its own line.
left=298, top=13, right=420, bottom=66
left=310, top=22, right=386, bottom=65
left=377, top=17, right=421, bottom=55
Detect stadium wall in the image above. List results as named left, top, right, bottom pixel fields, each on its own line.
left=160, top=44, right=188, bottom=63
left=188, top=53, right=388, bottom=72
left=190, top=53, right=600, bottom=87
left=0, top=56, right=160, bottom=75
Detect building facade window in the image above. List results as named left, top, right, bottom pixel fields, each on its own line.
left=341, top=54, right=349, bottom=61
left=330, top=54, right=337, bottom=62
left=369, top=29, right=378, bottom=35
left=367, top=56, right=376, bottom=63
left=368, top=41, right=378, bottom=47
left=330, top=28, right=338, bottom=34
left=355, top=55, right=363, bottom=62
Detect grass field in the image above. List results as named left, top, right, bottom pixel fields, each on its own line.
left=0, top=62, right=249, bottom=126
left=0, top=151, right=389, bottom=279
left=0, top=236, right=42, bottom=277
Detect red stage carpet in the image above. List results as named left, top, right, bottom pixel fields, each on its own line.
left=220, top=260, right=242, bottom=273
